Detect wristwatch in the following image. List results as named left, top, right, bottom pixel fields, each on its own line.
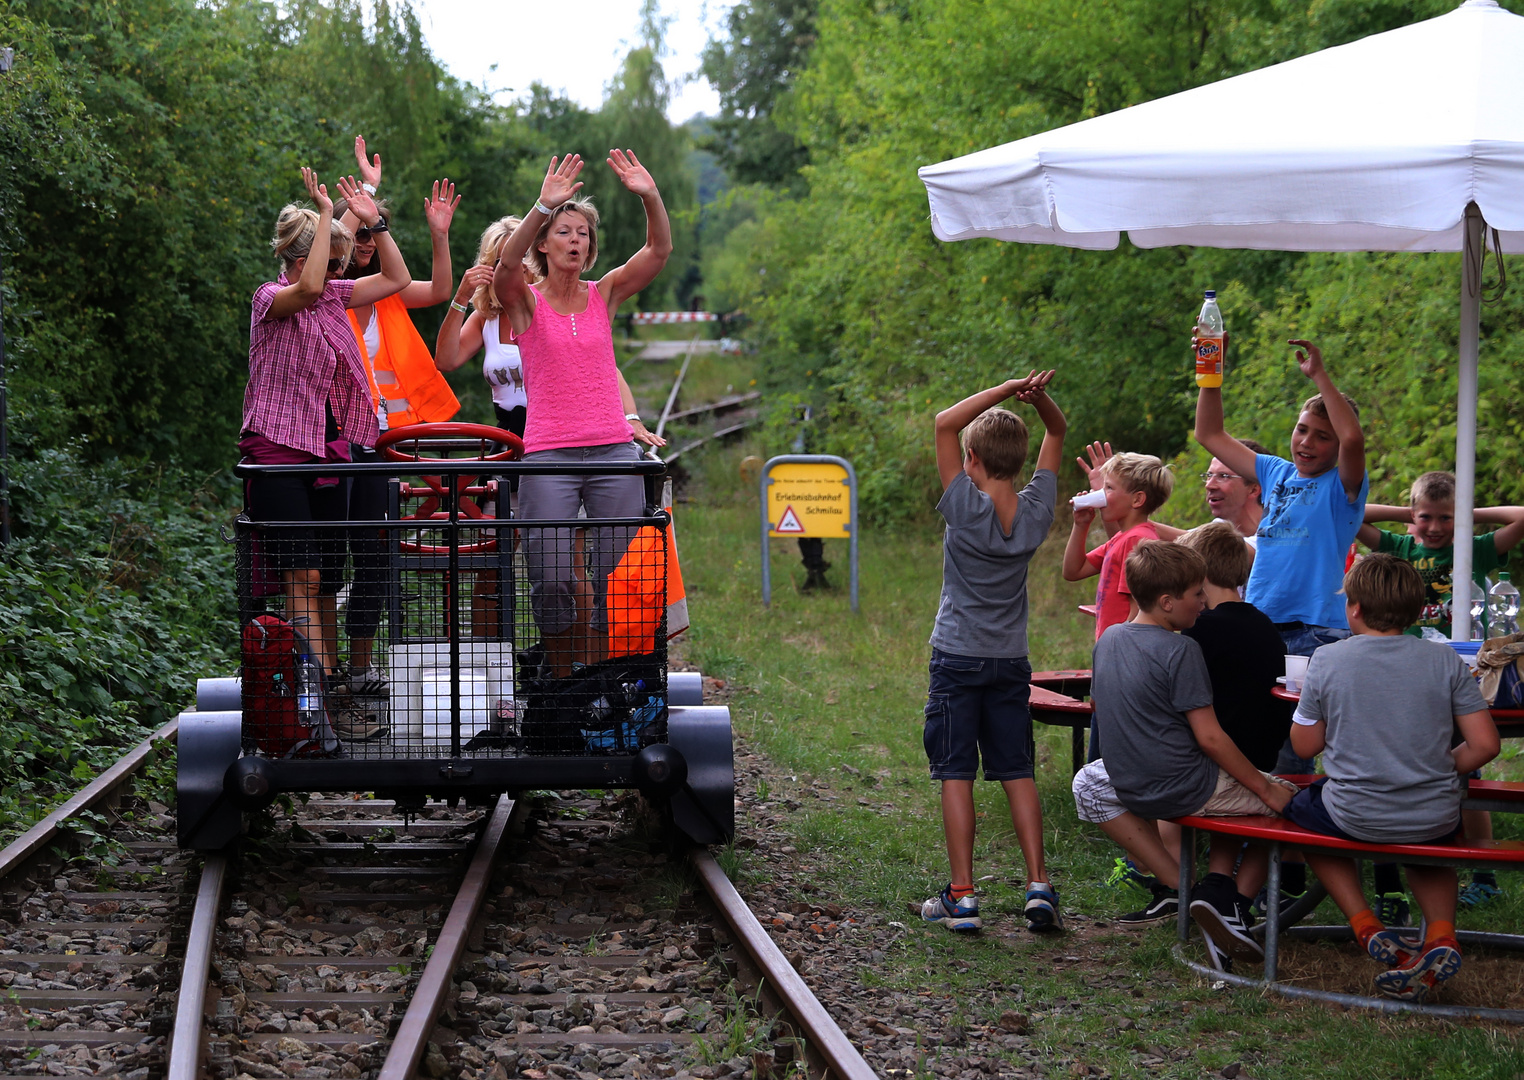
left=364, top=219, right=389, bottom=233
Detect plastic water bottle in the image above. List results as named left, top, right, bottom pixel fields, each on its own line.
left=1471, top=579, right=1489, bottom=640
left=1489, top=572, right=1520, bottom=637
left=293, top=629, right=326, bottom=734
left=1195, top=290, right=1225, bottom=388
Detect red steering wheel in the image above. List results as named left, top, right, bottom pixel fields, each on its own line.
left=376, top=422, right=524, bottom=463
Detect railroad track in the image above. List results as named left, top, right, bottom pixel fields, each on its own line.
left=0, top=715, right=875, bottom=1080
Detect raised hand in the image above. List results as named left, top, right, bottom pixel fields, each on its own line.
left=424, top=179, right=460, bottom=235
left=1075, top=440, right=1114, bottom=490
left=1011, top=369, right=1055, bottom=403
left=453, top=264, right=495, bottom=307
left=1289, top=338, right=1324, bottom=380
left=301, top=166, right=332, bottom=215
left=540, top=154, right=585, bottom=209
left=336, top=176, right=379, bottom=226
left=607, top=148, right=657, bottom=198
left=354, top=136, right=382, bottom=190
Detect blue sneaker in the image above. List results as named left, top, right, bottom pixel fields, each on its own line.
left=921, top=886, right=981, bottom=931
left=1373, top=940, right=1462, bottom=1003
left=1365, top=928, right=1418, bottom=969
left=1458, top=880, right=1503, bottom=909
left=1104, top=857, right=1153, bottom=893
left=1024, top=883, right=1065, bottom=933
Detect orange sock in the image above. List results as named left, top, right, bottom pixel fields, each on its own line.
left=1350, top=908, right=1383, bottom=948
left=1424, top=919, right=1458, bottom=949
left=949, top=884, right=975, bottom=900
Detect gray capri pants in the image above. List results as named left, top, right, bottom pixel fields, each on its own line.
left=517, top=440, right=646, bottom=635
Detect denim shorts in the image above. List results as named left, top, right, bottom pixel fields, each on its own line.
left=1279, top=624, right=1351, bottom=657
left=1283, top=779, right=1460, bottom=845
left=923, top=649, right=1034, bottom=781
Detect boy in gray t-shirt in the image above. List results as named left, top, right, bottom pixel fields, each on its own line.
left=920, top=372, right=1065, bottom=935
left=1285, top=554, right=1498, bottom=1004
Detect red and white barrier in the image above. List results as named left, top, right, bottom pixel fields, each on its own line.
left=630, top=311, right=719, bottom=324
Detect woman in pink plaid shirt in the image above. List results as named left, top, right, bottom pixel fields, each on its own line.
left=239, top=166, right=412, bottom=731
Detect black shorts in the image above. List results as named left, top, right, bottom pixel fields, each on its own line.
left=1283, top=778, right=1461, bottom=846
left=245, top=470, right=346, bottom=593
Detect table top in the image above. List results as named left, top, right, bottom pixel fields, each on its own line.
left=1272, top=683, right=1524, bottom=724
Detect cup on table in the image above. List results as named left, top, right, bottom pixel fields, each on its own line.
left=1284, top=654, right=1310, bottom=693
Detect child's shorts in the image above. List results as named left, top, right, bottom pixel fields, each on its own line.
left=1072, top=761, right=1297, bottom=825
left=923, top=649, right=1034, bottom=781
left=1282, top=778, right=1461, bottom=845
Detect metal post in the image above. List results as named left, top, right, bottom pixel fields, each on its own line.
left=1454, top=202, right=1484, bottom=641
left=846, top=464, right=859, bottom=614
left=448, top=476, right=461, bottom=757
left=760, top=469, right=772, bottom=607
left=1177, top=825, right=1194, bottom=942
left=1265, top=841, right=1282, bottom=982
left=0, top=47, right=11, bottom=548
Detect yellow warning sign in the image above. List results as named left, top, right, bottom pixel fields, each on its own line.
left=766, top=461, right=851, bottom=538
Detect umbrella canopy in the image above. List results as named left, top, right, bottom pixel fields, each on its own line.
left=918, top=0, right=1524, bottom=640
left=920, top=0, right=1524, bottom=253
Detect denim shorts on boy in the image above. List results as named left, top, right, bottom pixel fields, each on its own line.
left=1283, top=779, right=1461, bottom=845
left=1072, top=759, right=1296, bottom=825
left=924, top=649, right=1034, bottom=781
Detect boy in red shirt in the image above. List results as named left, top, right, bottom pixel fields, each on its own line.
left=1063, top=452, right=1175, bottom=760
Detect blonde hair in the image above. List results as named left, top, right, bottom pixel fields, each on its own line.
left=1410, top=471, right=1456, bottom=508
left=1343, top=553, right=1424, bottom=632
left=962, top=408, right=1029, bottom=481
left=1177, top=519, right=1253, bottom=590
left=271, top=203, right=354, bottom=273
left=1301, top=392, right=1361, bottom=422
left=1126, top=541, right=1206, bottom=612
left=1104, top=452, right=1174, bottom=514
left=471, top=215, right=544, bottom=317
left=529, top=199, right=600, bottom=278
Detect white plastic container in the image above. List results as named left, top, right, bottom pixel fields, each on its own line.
left=388, top=642, right=515, bottom=743
left=1283, top=654, right=1310, bottom=693
left=1071, top=490, right=1107, bottom=510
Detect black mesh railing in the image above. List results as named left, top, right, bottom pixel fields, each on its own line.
left=233, top=459, right=669, bottom=762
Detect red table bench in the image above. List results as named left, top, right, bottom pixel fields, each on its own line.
left=1030, top=672, right=1094, bottom=773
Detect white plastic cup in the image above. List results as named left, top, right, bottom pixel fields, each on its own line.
left=1071, top=490, right=1107, bottom=509
left=1284, top=654, right=1310, bottom=692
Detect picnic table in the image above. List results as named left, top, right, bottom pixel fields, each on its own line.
left=1031, top=670, right=1093, bottom=773
left=1271, top=685, right=1524, bottom=738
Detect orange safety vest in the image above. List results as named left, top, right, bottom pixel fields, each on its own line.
left=606, top=513, right=688, bottom=660
left=348, top=293, right=459, bottom=429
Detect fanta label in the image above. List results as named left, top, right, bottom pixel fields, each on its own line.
left=1195, top=337, right=1223, bottom=375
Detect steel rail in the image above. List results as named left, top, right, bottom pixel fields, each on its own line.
left=166, top=855, right=229, bottom=1080
left=655, top=336, right=701, bottom=439
left=664, top=420, right=755, bottom=465
left=0, top=717, right=178, bottom=879
left=690, top=850, right=877, bottom=1080
left=662, top=391, right=761, bottom=424
left=378, top=794, right=516, bottom=1080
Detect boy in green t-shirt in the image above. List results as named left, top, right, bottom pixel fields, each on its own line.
left=1358, top=470, right=1524, bottom=913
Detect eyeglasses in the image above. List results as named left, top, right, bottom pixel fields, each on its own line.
left=1200, top=471, right=1242, bottom=483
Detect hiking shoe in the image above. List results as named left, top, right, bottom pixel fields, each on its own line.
left=1104, top=856, right=1153, bottom=893
left=1190, top=899, right=1264, bottom=966
left=1365, top=928, right=1419, bottom=969
left=1024, top=884, right=1065, bottom=933
left=1373, top=892, right=1411, bottom=928
left=1373, top=940, right=1462, bottom=1003
left=330, top=706, right=389, bottom=742
left=1117, top=882, right=1179, bottom=925
left=922, top=887, right=981, bottom=932
left=333, top=663, right=390, bottom=698
left=1459, top=880, right=1504, bottom=909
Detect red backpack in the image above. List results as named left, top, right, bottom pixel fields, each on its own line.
left=241, top=614, right=311, bottom=757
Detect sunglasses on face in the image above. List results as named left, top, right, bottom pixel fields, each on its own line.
left=326, top=258, right=344, bottom=273
left=354, top=220, right=387, bottom=243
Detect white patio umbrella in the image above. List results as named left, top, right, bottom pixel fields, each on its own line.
left=919, top=0, right=1524, bottom=640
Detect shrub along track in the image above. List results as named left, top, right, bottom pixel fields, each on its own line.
left=0, top=720, right=875, bottom=1080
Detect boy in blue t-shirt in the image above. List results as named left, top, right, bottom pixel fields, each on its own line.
left=1195, top=338, right=1368, bottom=776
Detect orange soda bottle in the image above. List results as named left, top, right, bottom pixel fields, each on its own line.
left=1195, top=290, right=1224, bottom=387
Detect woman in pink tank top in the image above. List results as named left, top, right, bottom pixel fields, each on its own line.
left=490, top=150, right=672, bottom=675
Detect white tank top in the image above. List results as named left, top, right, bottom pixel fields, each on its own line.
left=481, top=316, right=527, bottom=411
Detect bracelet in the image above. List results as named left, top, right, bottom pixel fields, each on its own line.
left=534, top=199, right=552, bottom=216
left=362, top=182, right=377, bottom=195
left=450, top=301, right=469, bottom=316
left=625, top=413, right=642, bottom=423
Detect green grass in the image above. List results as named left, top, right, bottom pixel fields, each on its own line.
left=670, top=434, right=1524, bottom=1080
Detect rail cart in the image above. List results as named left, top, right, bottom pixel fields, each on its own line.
left=178, top=424, right=734, bottom=851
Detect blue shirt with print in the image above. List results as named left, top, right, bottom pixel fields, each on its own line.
left=1245, top=452, right=1368, bottom=629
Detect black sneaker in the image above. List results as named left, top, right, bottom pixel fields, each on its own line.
left=1117, top=881, right=1179, bottom=925
left=1191, top=898, right=1264, bottom=966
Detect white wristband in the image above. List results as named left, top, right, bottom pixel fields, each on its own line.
left=626, top=413, right=642, bottom=423
left=534, top=199, right=552, bottom=216
left=362, top=182, right=377, bottom=195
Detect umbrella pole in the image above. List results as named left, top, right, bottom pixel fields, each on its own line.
left=1453, top=202, right=1484, bottom=642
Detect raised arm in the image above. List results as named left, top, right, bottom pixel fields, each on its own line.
left=1193, top=386, right=1259, bottom=484
left=933, top=370, right=1054, bottom=489
left=494, top=154, right=583, bottom=335
left=1292, top=339, right=1365, bottom=500
left=398, top=179, right=459, bottom=308
left=434, top=266, right=493, bottom=373
left=1018, top=385, right=1066, bottom=476
left=1482, top=504, right=1524, bottom=555
left=1188, top=705, right=1294, bottom=813
left=342, top=177, right=412, bottom=308
left=265, top=168, right=336, bottom=320
left=1062, top=500, right=1101, bottom=581
left=597, top=150, right=673, bottom=314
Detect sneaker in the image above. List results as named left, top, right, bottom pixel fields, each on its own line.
left=1190, top=899, right=1264, bottom=966
left=333, top=663, right=390, bottom=698
left=1373, top=940, right=1463, bottom=1003
left=330, top=706, right=389, bottom=742
left=1117, top=882, right=1179, bottom=925
left=1365, top=928, right=1418, bottom=969
left=922, top=887, right=981, bottom=932
left=1249, top=885, right=1307, bottom=921
left=1458, top=880, right=1503, bottom=909
left=1373, top=892, right=1411, bottom=928
left=1104, top=857, right=1153, bottom=893
left=1024, top=884, right=1065, bottom=933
